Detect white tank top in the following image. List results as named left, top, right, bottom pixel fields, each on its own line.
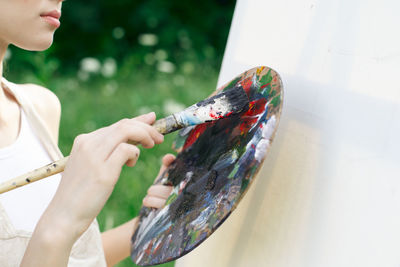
left=0, top=107, right=61, bottom=232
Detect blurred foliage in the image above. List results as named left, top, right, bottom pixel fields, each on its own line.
left=4, top=1, right=235, bottom=266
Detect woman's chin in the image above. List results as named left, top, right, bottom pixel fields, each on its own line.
left=15, top=36, right=54, bottom=52
left=27, top=40, right=54, bottom=52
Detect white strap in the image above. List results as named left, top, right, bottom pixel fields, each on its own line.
left=1, top=78, right=63, bottom=161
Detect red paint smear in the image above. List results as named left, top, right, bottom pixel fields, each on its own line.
left=243, top=98, right=267, bottom=117
left=209, top=110, right=233, bottom=120
left=239, top=117, right=258, bottom=134
left=209, top=111, right=223, bottom=119
left=260, top=83, right=270, bottom=90
left=238, top=98, right=267, bottom=134
left=183, top=123, right=211, bottom=150
left=144, top=240, right=153, bottom=256
left=153, top=240, right=163, bottom=255
left=240, top=77, right=253, bottom=95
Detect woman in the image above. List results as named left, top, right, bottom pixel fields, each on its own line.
left=0, top=0, right=173, bottom=266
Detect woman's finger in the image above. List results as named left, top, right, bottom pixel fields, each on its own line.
left=113, top=119, right=163, bottom=147
left=133, top=112, right=156, bottom=125
left=83, top=113, right=163, bottom=157
left=156, top=154, right=176, bottom=179
left=132, top=112, right=164, bottom=144
left=101, top=120, right=157, bottom=154
left=147, top=185, right=173, bottom=199
left=162, top=153, right=176, bottom=166
left=108, top=143, right=140, bottom=169
left=129, top=120, right=164, bottom=145
left=142, top=196, right=167, bottom=209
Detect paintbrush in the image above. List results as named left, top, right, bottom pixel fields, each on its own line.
left=0, top=87, right=249, bottom=194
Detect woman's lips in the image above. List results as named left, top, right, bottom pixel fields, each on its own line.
left=40, top=10, right=61, bottom=28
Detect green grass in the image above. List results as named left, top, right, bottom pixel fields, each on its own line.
left=19, top=64, right=219, bottom=267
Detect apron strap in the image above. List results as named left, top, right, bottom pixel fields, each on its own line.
left=1, top=78, right=63, bottom=161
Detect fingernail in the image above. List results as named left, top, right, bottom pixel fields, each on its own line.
left=148, top=112, right=155, bottom=117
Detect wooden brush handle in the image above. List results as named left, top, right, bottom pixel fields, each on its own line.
left=0, top=116, right=184, bottom=195
left=0, top=157, right=69, bottom=194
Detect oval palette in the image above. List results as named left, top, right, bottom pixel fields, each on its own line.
left=131, top=66, right=283, bottom=266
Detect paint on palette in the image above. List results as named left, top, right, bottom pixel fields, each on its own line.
left=131, top=66, right=283, bottom=266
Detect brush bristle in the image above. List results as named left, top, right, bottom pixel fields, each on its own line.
left=174, top=86, right=250, bottom=128
left=219, top=87, right=249, bottom=113
left=196, top=86, right=249, bottom=114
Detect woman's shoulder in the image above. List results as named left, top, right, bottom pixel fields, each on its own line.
left=16, top=83, right=61, bottom=143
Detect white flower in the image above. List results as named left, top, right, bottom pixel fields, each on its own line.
left=154, top=49, right=168, bottom=61
left=80, top=57, right=101, bottom=73
left=157, top=61, right=175, bottom=73
left=163, top=99, right=185, bottom=115
left=77, top=70, right=89, bottom=81
left=101, top=58, right=117, bottom=77
left=138, top=33, right=158, bottom=46
left=112, top=27, right=125, bottom=39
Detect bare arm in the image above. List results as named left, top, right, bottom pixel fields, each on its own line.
left=20, top=203, right=81, bottom=266
left=102, top=218, right=138, bottom=266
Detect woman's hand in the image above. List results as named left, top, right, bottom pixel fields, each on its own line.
left=21, top=112, right=163, bottom=267
left=53, top=112, right=164, bottom=237
left=143, top=153, right=175, bottom=209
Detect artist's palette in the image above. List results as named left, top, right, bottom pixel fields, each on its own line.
left=131, top=66, right=283, bottom=265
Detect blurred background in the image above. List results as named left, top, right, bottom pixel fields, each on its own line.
left=3, top=1, right=236, bottom=266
